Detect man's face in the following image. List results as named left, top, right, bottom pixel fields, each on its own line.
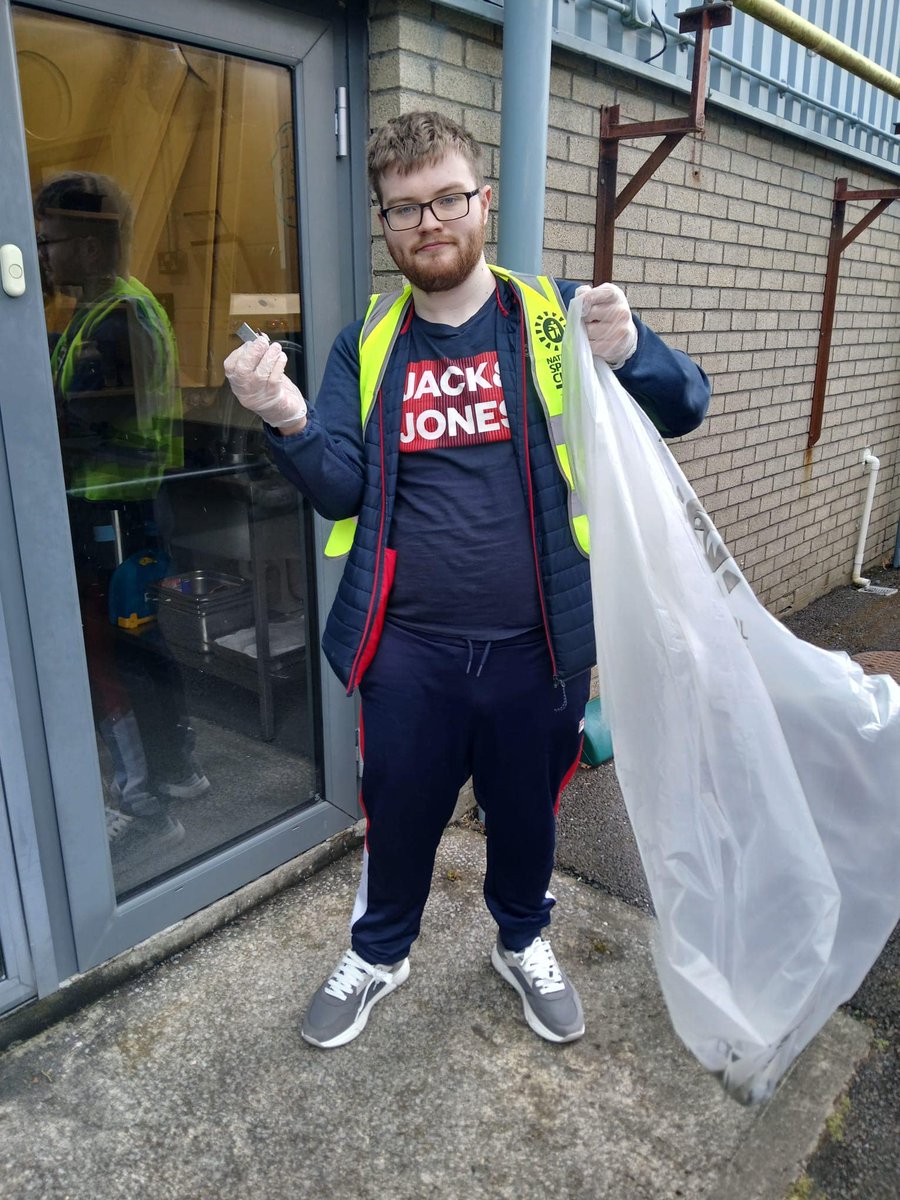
left=377, top=151, right=491, bottom=293
left=36, top=216, right=94, bottom=291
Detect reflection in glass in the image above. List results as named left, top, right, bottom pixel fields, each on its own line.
left=36, top=172, right=197, bottom=859
left=15, top=7, right=320, bottom=898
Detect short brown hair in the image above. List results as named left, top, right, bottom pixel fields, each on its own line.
left=34, top=172, right=133, bottom=273
left=366, top=111, right=484, bottom=203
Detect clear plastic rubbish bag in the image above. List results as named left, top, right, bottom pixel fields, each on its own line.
left=562, top=294, right=900, bottom=1104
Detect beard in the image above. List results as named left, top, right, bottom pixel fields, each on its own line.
left=386, top=219, right=486, bottom=293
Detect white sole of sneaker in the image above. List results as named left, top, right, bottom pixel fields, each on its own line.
left=158, top=778, right=212, bottom=801
left=491, top=945, right=585, bottom=1044
left=301, top=957, right=411, bottom=1049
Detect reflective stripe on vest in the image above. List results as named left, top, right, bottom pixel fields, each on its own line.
left=323, top=266, right=589, bottom=558
left=323, top=290, right=413, bottom=557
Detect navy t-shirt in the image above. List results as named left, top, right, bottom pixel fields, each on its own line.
left=387, top=293, right=542, bottom=638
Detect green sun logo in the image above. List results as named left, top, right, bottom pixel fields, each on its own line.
left=535, top=313, right=565, bottom=349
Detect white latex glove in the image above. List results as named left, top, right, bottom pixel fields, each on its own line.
left=223, top=335, right=308, bottom=431
left=575, top=283, right=638, bottom=369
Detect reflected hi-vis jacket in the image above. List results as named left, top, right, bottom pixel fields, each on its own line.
left=52, top=275, right=183, bottom=501
left=267, top=269, right=710, bottom=693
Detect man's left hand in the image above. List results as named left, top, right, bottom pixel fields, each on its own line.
left=576, top=283, right=638, bottom=368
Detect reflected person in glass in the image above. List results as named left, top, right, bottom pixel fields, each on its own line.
left=35, top=172, right=209, bottom=849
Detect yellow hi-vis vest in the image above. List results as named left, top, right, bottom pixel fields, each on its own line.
left=323, top=265, right=589, bottom=558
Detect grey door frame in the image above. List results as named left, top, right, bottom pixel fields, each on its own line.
left=0, top=584, right=44, bottom=1011
left=0, top=0, right=367, bottom=985
left=0, top=792, right=36, bottom=1014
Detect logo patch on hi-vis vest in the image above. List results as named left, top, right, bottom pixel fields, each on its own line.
left=534, top=312, right=564, bottom=349
left=400, top=352, right=509, bottom=452
left=532, top=312, right=565, bottom=392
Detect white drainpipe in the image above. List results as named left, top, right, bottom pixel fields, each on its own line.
left=852, top=448, right=880, bottom=588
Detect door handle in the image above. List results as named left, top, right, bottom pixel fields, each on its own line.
left=0, top=245, right=26, bottom=298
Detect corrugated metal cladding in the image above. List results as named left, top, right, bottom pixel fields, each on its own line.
left=560, top=0, right=900, bottom=164
left=439, top=0, right=900, bottom=169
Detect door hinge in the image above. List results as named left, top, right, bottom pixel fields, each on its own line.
left=335, top=86, right=348, bottom=159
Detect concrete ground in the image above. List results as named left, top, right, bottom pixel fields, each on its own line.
left=780, top=569, right=900, bottom=1200
left=0, top=824, right=871, bottom=1200
left=2, top=569, right=898, bottom=1199
left=555, top=566, right=900, bottom=1200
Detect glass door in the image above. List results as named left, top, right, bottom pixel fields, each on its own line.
left=0, top=0, right=361, bottom=972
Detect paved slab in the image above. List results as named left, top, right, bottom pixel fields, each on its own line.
left=0, top=827, right=869, bottom=1200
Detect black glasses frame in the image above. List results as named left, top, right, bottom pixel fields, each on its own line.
left=379, top=188, right=481, bottom=231
left=36, top=235, right=80, bottom=249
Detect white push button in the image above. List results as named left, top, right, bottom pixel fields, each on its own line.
left=0, top=244, right=26, bottom=298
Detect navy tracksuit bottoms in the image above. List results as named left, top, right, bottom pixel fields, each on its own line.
left=351, top=620, right=590, bottom=965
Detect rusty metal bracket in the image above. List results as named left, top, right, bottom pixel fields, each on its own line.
left=593, top=0, right=733, bottom=284
left=808, top=177, right=900, bottom=448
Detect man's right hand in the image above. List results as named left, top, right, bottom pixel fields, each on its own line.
left=223, top=336, right=308, bottom=432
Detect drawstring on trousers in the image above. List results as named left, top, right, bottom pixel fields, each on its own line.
left=553, top=675, right=568, bottom=712
left=464, top=639, right=493, bottom=677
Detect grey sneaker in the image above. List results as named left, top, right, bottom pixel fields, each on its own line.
left=113, top=791, right=186, bottom=849
left=106, top=803, right=185, bottom=848
left=301, top=948, right=410, bottom=1049
left=137, top=808, right=186, bottom=849
left=491, top=934, right=585, bottom=1043
left=157, top=771, right=211, bottom=801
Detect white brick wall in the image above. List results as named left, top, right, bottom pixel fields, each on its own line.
left=368, top=1, right=900, bottom=614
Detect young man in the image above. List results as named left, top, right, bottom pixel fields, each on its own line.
left=224, top=112, right=709, bottom=1050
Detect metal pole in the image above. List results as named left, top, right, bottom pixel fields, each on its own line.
left=592, top=2, right=731, bottom=285
left=497, top=0, right=553, bottom=274
left=594, top=106, right=620, bottom=285
left=731, top=0, right=900, bottom=101
left=809, top=179, right=847, bottom=450
left=808, top=179, right=900, bottom=448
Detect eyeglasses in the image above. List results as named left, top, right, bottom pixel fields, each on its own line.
left=36, top=235, right=78, bottom=249
left=379, top=189, right=481, bottom=232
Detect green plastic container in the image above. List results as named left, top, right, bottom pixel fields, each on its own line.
left=580, top=696, right=613, bottom=766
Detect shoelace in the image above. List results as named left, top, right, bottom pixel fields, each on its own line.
left=324, top=949, right=392, bottom=1001
left=515, top=937, right=566, bottom=995
left=105, top=807, right=134, bottom=840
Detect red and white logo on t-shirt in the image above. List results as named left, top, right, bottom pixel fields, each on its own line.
left=400, top=352, right=509, bottom=452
